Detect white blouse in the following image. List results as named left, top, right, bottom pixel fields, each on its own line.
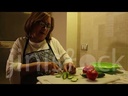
left=6, top=37, right=73, bottom=84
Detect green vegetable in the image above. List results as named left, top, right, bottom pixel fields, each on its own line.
left=81, top=72, right=105, bottom=78
left=81, top=73, right=87, bottom=78
left=68, top=76, right=74, bottom=79
left=55, top=71, right=78, bottom=82
left=97, top=72, right=105, bottom=78
left=71, top=77, right=78, bottom=82
left=62, top=72, right=68, bottom=79
left=55, top=74, right=61, bottom=78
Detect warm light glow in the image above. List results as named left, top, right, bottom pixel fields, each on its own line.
left=23, top=12, right=31, bottom=14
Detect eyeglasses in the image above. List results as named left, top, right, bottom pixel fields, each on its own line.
left=39, top=21, right=51, bottom=29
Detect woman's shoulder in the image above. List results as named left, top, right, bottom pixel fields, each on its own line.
left=16, top=37, right=27, bottom=41
left=14, top=36, right=27, bottom=44
left=50, top=37, right=61, bottom=46
left=11, top=37, right=27, bottom=48
left=51, top=37, right=59, bottom=42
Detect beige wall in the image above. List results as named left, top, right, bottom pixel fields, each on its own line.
left=79, top=12, right=128, bottom=70
left=0, top=12, right=30, bottom=84
left=52, top=12, right=67, bottom=49
left=67, top=12, right=79, bottom=66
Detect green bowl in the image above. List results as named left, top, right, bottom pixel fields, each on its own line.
left=92, top=62, right=121, bottom=73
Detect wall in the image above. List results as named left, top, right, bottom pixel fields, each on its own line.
left=52, top=12, right=67, bottom=49
left=67, top=12, right=79, bottom=66
left=0, top=12, right=30, bottom=84
left=79, top=12, right=128, bottom=71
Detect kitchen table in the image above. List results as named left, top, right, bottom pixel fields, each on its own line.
left=37, top=67, right=128, bottom=84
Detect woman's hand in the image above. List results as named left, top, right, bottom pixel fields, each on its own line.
left=39, top=62, right=59, bottom=75
left=63, top=63, right=76, bottom=74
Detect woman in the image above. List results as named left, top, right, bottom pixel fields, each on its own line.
left=6, top=12, right=76, bottom=84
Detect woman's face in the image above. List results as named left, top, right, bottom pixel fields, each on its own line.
left=30, top=17, right=51, bottom=43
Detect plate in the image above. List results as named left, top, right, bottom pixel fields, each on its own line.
left=92, top=62, right=121, bottom=73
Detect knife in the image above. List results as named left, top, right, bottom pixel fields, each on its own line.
left=57, top=68, right=63, bottom=74
left=52, top=68, right=63, bottom=74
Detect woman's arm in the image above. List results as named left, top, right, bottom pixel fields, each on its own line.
left=50, top=37, right=76, bottom=74
left=6, top=38, right=59, bottom=84
left=51, top=37, right=73, bottom=64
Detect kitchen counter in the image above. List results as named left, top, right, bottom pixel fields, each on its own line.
left=37, top=67, right=128, bottom=84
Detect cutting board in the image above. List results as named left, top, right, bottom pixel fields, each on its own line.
left=37, top=67, right=120, bottom=84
